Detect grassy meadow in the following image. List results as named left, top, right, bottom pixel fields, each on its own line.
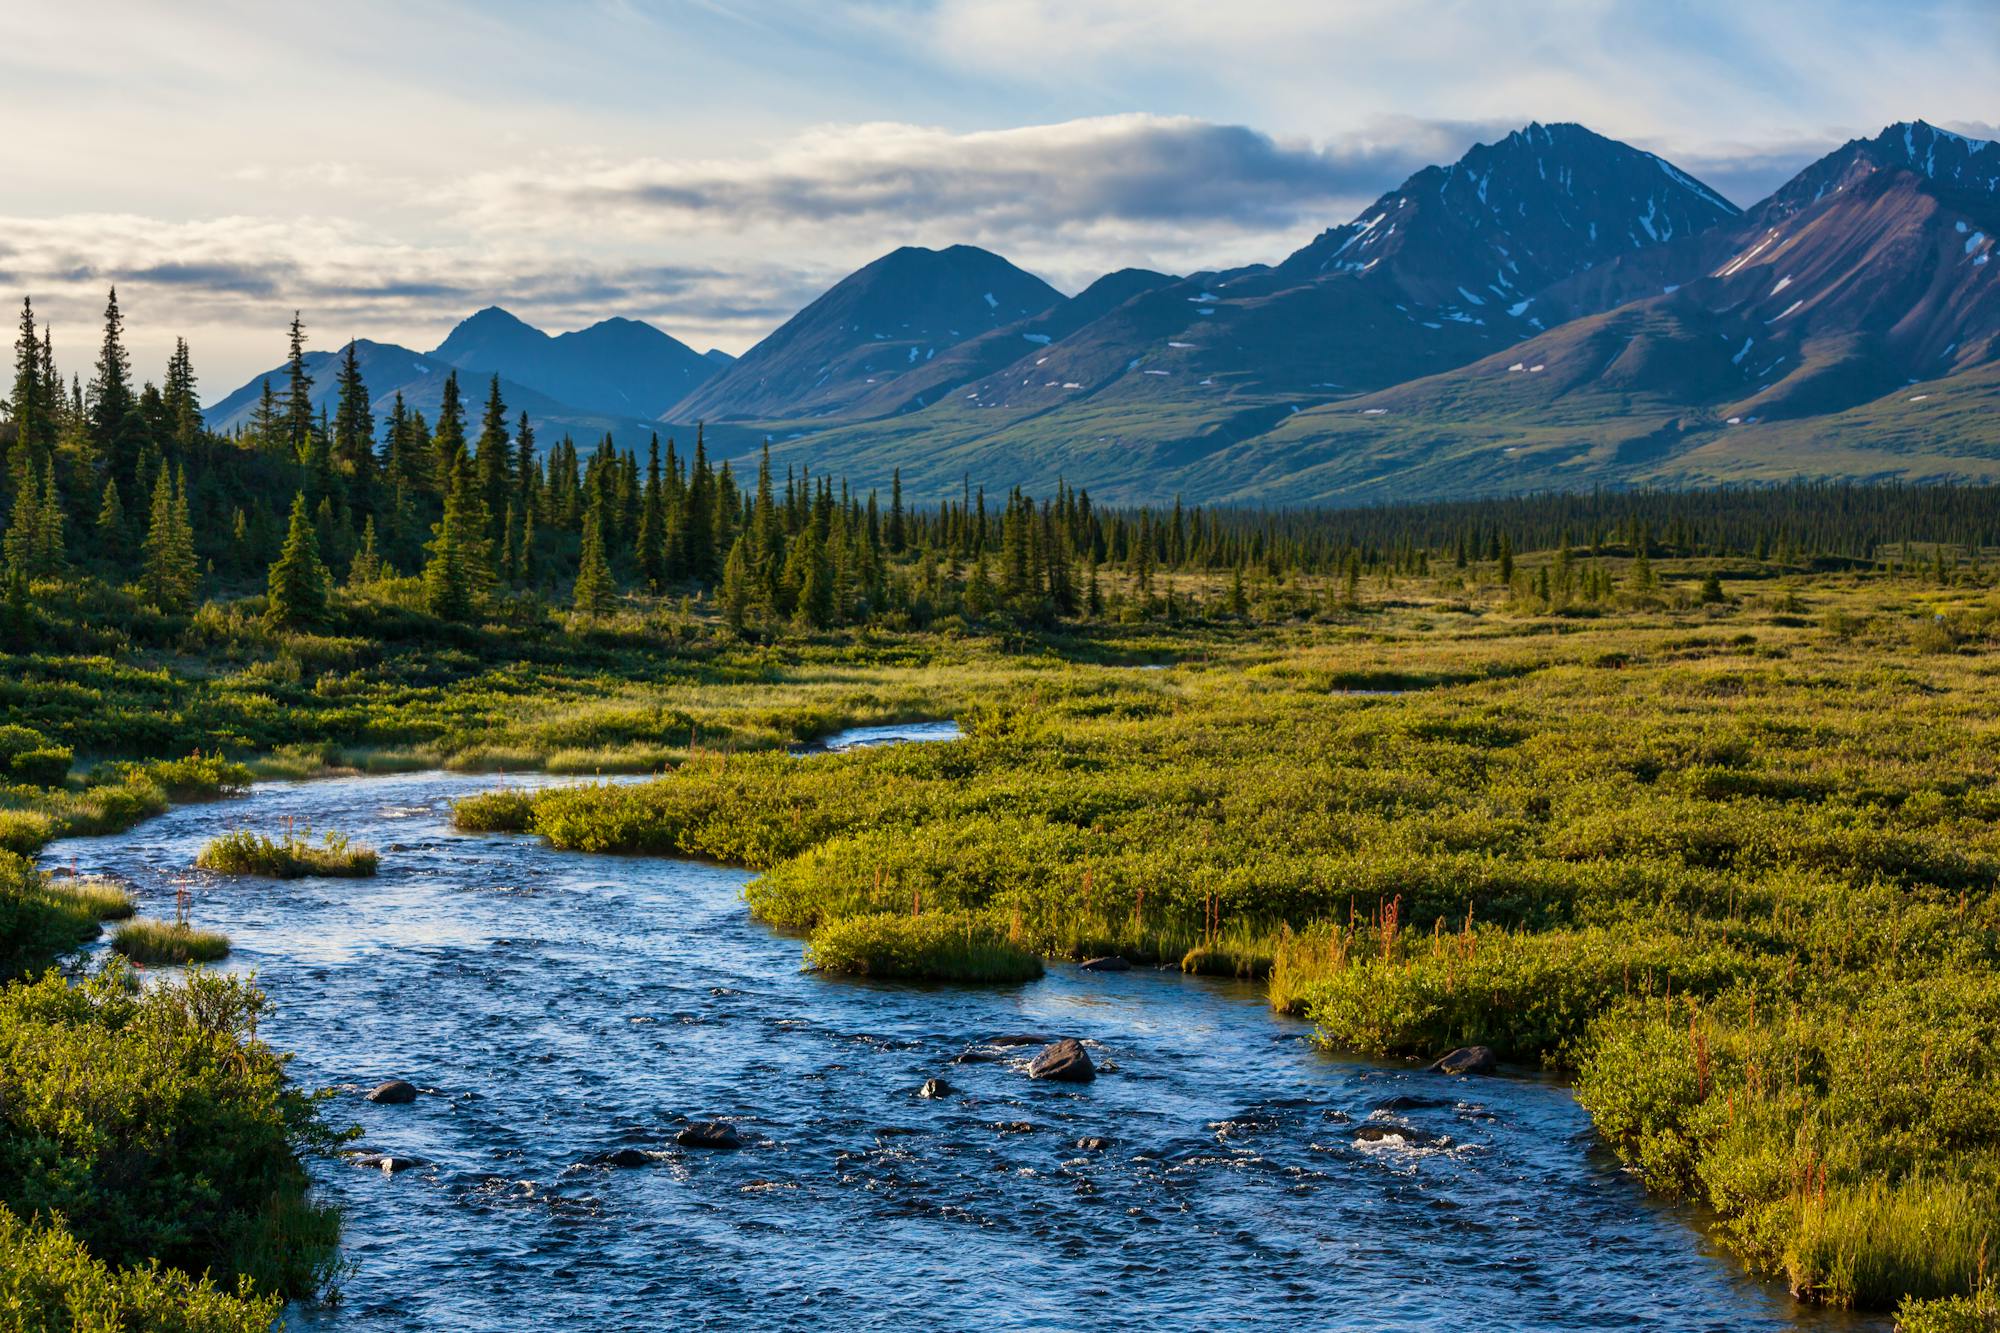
left=454, top=555, right=2000, bottom=1321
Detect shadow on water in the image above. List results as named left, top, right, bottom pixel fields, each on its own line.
left=42, top=762, right=1885, bottom=1331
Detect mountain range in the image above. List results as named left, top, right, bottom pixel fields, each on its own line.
left=209, top=119, right=2000, bottom=504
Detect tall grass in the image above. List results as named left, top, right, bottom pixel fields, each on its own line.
left=196, top=828, right=378, bottom=878
left=112, top=918, right=232, bottom=964
left=807, top=911, right=1044, bottom=983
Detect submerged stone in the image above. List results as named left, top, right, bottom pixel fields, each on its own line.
left=676, top=1121, right=742, bottom=1150
left=366, top=1079, right=419, bottom=1104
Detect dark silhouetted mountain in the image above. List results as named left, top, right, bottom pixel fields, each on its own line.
left=430, top=307, right=717, bottom=419
left=204, top=340, right=661, bottom=445
left=666, top=245, right=1065, bottom=421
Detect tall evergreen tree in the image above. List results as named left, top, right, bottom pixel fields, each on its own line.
left=331, top=342, right=376, bottom=519
left=473, top=376, right=512, bottom=577
left=90, top=288, right=144, bottom=487
left=282, top=312, right=314, bottom=450
left=432, top=371, right=467, bottom=484
left=423, top=455, right=489, bottom=621
left=637, top=434, right=666, bottom=592
left=265, top=491, right=328, bottom=626
left=142, top=467, right=198, bottom=612
left=572, top=495, right=615, bottom=616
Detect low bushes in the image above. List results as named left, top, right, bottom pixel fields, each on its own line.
left=0, top=1206, right=280, bottom=1331
left=806, top=911, right=1044, bottom=983
left=196, top=828, right=378, bottom=878
left=0, top=965, right=343, bottom=1297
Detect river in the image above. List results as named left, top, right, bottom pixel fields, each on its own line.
left=42, top=729, right=1881, bottom=1331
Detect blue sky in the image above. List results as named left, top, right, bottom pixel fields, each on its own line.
left=5, top=0, right=1995, bottom=388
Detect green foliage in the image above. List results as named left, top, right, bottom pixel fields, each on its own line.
left=0, top=1205, right=280, bottom=1331
left=264, top=490, right=328, bottom=627
left=0, top=965, right=343, bottom=1296
left=807, top=910, right=1044, bottom=983
left=195, top=827, right=377, bottom=878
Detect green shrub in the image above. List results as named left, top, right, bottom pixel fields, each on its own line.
left=807, top=911, right=1044, bottom=983
left=111, top=919, right=232, bottom=965
left=0, top=1205, right=280, bottom=1331
left=450, top=788, right=536, bottom=832
left=196, top=828, right=378, bottom=878
left=0, top=965, right=343, bottom=1295
left=8, top=745, right=72, bottom=788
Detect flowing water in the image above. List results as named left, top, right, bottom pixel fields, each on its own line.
left=44, top=731, right=1883, bottom=1331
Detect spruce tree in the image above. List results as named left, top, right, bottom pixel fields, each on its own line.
left=572, top=502, right=615, bottom=617
left=424, top=456, right=488, bottom=621
left=266, top=491, right=329, bottom=626
left=348, top=516, right=384, bottom=586
left=720, top=534, right=754, bottom=632
left=637, top=434, right=666, bottom=592
left=474, top=375, right=512, bottom=576
left=90, top=288, right=143, bottom=487
left=142, top=468, right=198, bottom=612
left=10, top=298, right=46, bottom=461
left=283, top=312, right=314, bottom=450
left=97, top=477, right=124, bottom=541
left=432, top=372, right=467, bottom=483
left=332, top=342, right=375, bottom=518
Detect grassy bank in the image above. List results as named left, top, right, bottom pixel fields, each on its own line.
left=807, top=910, right=1045, bottom=983
left=461, top=562, right=2000, bottom=1319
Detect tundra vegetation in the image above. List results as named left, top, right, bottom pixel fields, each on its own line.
left=458, top=559, right=2000, bottom=1325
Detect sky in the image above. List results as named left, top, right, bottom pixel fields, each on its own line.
left=4, top=0, right=1997, bottom=394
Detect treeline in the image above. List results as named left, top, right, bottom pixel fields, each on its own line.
left=6, top=292, right=1999, bottom=638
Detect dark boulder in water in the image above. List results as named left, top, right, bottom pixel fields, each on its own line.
left=1027, top=1038, right=1097, bottom=1083
left=988, top=1034, right=1051, bottom=1047
left=1075, top=1136, right=1113, bottom=1151
left=1079, top=956, right=1131, bottom=972
left=366, top=1079, right=419, bottom=1104
left=1429, top=1046, right=1497, bottom=1076
left=589, top=1147, right=657, bottom=1168
left=1354, top=1123, right=1448, bottom=1148
left=1372, top=1093, right=1454, bottom=1112
left=349, top=1151, right=426, bottom=1174
left=918, top=1077, right=954, bottom=1099
left=676, top=1121, right=742, bottom=1149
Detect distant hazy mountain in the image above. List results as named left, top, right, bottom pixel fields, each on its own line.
left=431, top=307, right=718, bottom=420
left=204, top=339, right=661, bottom=445
left=666, top=245, right=1065, bottom=422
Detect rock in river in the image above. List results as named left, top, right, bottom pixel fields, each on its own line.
left=1429, top=1046, right=1497, bottom=1076
left=349, top=1152, right=426, bottom=1174
left=1079, top=956, right=1131, bottom=972
left=676, top=1121, right=742, bottom=1150
left=918, top=1077, right=954, bottom=1099
left=1354, top=1123, right=1448, bottom=1148
left=589, top=1147, right=657, bottom=1168
left=1027, top=1038, right=1096, bottom=1083
left=366, top=1079, right=419, bottom=1104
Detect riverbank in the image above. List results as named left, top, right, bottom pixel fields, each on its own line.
left=43, top=767, right=1875, bottom=1331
